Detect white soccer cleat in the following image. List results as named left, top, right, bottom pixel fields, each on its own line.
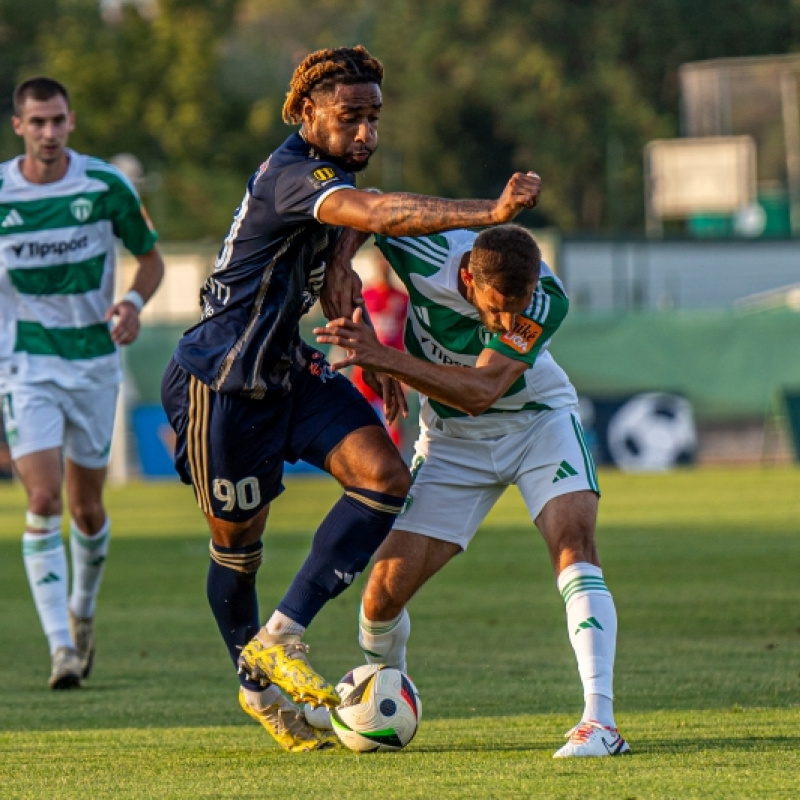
left=553, top=720, right=631, bottom=758
left=48, top=646, right=82, bottom=690
left=68, top=609, right=95, bottom=679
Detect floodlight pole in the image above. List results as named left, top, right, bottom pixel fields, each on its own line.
left=780, top=71, right=800, bottom=236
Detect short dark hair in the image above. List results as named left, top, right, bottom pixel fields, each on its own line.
left=13, top=76, right=70, bottom=116
left=282, top=45, right=384, bottom=124
left=470, top=225, right=541, bottom=298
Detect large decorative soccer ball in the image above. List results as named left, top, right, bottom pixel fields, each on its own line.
left=606, top=392, right=697, bottom=471
left=331, top=664, right=421, bottom=752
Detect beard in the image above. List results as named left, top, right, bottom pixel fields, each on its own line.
left=311, top=128, right=376, bottom=173
left=327, top=149, right=374, bottom=173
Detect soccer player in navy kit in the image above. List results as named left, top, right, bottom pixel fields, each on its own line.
left=161, top=45, right=542, bottom=751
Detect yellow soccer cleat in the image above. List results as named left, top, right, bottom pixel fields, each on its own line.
left=237, top=632, right=341, bottom=709
left=238, top=689, right=339, bottom=753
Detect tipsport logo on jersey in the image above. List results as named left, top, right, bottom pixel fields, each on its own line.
left=10, top=235, right=90, bottom=260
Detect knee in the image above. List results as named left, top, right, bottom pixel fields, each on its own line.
left=543, top=508, right=598, bottom=562
left=331, top=432, right=411, bottom=497
left=69, top=500, right=106, bottom=535
left=353, top=454, right=410, bottom=498
left=552, top=527, right=599, bottom=570
left=27, top=487, right=62, bottom=518
left=380, top=459, right=412, bottom=498
left=362, top=574, right=404, bottom=622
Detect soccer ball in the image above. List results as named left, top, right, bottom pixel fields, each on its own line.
left=606, top=392, right=696, bottom=471
left=331, top=664, right=421, bottom=752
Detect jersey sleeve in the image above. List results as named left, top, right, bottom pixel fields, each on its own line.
left=271, top=160, right=354, bottom=223
left=88, top=166, right=159, bottom=256
left=486, top=274, right=569, bottom=366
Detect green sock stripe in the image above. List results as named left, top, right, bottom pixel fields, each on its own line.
left=70, top=519, right=110, bottom=549
left=22, top=531, right=63, bottom=556
left=360, top=615, right=403, bottom=635
left=571, top=413, right=600, bottom=494
left=70, top=527, right=109, bottom=551
left=560, top=575, right=609, bottom=604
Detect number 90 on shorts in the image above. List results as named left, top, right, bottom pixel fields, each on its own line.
left=212, top=477, right=261, bottom=512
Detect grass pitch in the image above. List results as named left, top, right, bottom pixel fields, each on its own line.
left=0, top=468, right=799, bottom=798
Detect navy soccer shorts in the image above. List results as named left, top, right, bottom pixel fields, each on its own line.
left=160, top=351, right=382, bottom=522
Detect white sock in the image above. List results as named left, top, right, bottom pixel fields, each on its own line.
left=265, top=610, right=305, bottom=637
left=557, top=562, right=617, bottom=729
left=69, top=518, right=110, bottom=618
left=358, top=605, right=410, bottom=672
left=243, top=684, right=283, bottom=710
left=23, top=528, right=73, bottom=655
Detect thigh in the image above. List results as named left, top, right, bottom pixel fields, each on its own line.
left=13, top=446, right=64, bottom=512
left=162, top=358, right=285, bottom=522
left=397, top=432, right=505, bottom=550
left=287, top=350, right=384, bottom=472
left=2, top=382, right=64, bottom=461
left=516, top=408, right=600, bottom=523
left=62, top=384, right=119, bottom=469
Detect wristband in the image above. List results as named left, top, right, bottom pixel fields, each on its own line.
left=121, top=290, right=145, bottom=313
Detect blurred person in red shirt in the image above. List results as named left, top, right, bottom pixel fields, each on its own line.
left=352, top=253, right=409, bottom=448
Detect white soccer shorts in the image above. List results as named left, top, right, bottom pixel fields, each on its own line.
left=1, top=381, right=119, bottom=468
left=396, top=406, right=599, bottom=550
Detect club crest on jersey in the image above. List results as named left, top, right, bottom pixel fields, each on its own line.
left=500, top=319, right=543, bottom=354
left=70, top=197, right=93, bottom=222
left=309, top=351, right=336, bottom=382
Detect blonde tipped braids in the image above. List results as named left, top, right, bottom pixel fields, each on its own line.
left=282, top=45, right=384, bottom=124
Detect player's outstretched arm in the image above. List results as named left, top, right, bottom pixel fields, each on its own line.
left=315, top=308, right=528, bottom=416
left=318, top=172, right=541, bottom=237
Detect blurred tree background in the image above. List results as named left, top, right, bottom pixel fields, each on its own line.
left=2, top=0, right=799, bottom=240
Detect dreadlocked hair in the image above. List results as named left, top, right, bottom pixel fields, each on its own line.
left=282, top=45, right=384, bottom=124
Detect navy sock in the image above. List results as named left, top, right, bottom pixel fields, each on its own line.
left=277, top=488, right=405, bottom=627
left=207, top=540, right=263, bottom=691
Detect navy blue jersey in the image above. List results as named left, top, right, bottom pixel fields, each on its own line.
left=173, top=133, right=355, bottom=398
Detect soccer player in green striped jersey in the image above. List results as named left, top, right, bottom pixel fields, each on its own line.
left=316, top=224, right=630, bottom=758
left=0, top=77, right=164, bottom=690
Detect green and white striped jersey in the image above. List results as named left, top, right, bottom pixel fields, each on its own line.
left=375, top=230, right=577, bottom=437
left=0, top=149, right=158, bottom=388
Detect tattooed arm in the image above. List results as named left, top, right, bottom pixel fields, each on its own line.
left=317, top=172, right=541, bottom=235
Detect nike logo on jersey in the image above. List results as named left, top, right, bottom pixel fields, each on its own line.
left=500, top=318, right=543, bottom=354
left=1, top=209, right=23, bottom=227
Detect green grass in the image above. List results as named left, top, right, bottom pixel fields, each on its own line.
left=1, top=468, right=799, bottom=798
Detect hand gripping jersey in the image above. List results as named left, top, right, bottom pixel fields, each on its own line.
left=173, top=134, right=355, bottom=398
left=0, top=149, right=158, bottom=389
left=375, top=230, right=578, bottom=438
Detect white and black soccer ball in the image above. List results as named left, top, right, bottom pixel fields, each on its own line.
left=331, top=664, right=421, bottom=752
left=606, top=392, right=697, bottom=471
